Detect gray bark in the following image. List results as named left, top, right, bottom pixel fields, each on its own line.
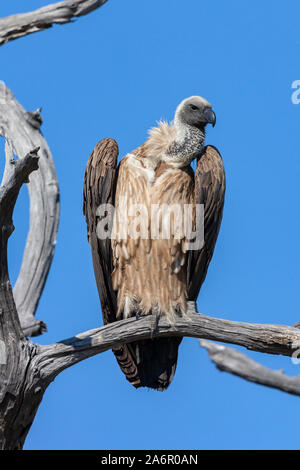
left=35, top=303, right=300, bottom=383
left=0, top=0, right=108, bottom=46
left=0, top=147, right=41, bottom=449
left=0, top=82, right=60, bottom=336
left=3, top=291, right=300, bottom=449
left=200, top=339, right=300, bottom=397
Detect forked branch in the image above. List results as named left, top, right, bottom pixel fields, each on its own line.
left=0, top=147, right=40, bottom=338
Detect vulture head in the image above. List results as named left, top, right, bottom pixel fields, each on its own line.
left=174, top=96, right=216, bottom=129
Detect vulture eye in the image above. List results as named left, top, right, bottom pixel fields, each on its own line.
left=190, top=104, right=198, bottom=111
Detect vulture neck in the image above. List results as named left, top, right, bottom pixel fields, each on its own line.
left=165, top=121, right=206, bottom=168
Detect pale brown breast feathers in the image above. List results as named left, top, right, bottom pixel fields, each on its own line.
left=111, top=152, right=195, bottom=320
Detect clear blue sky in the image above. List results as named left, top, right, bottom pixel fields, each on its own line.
left=1, top=0, right=300, bottom=450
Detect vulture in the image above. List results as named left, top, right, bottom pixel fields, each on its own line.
left=83, top=96, right=225, bottom=390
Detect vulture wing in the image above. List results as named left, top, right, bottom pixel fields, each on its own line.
left=187, top=145, right=226, bottom=300
left=83, top=138, right=140, bottom=386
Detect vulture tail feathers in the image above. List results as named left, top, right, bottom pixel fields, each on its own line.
left=127, top=337, right=182, bottom=390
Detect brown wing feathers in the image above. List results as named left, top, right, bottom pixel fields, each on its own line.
left=83, top=138, right=141, bottom=387
left=187, top=145, right=226, bottom=301
left=83, top=138, right=118, bottom=323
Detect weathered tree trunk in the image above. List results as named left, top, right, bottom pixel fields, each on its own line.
left=0, top=149, right=46, bottom=450
left=0, top=307, right=40, bottom=450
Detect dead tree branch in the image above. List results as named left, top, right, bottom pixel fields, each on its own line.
left=200, top=339, right=300, bottom=397
left=0, top=83, right=60, bottom=336
left=0, top=0, right=108, bottom=46
left=1, top=290, right=300, bottom=448
left=33, top=302, right=300, bottom=383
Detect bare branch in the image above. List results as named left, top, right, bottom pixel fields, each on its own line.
left=34, top=302, right=300, bottom=383
left=3, top=302, right=300, bottom=448
left=200, top=339, right=300, bottom=397
left=0, top=82, right=60, bottom=337
left=0, top=0, right=108, bottom=46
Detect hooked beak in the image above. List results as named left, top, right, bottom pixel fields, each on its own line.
left=202, top=107, right=216, bottom=127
